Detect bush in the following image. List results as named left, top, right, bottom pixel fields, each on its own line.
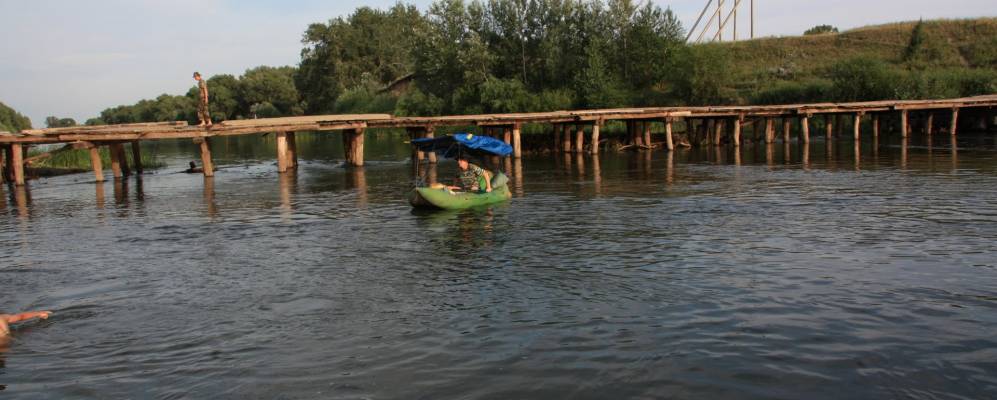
left=536, top=89, right=575, bottom=111
left=827, top=57, right=900, bottom=101
left=394, top=87, right=444, bottom=116
left=479, top=78, right=538, bottom=113
left=332, top=86, right=397, bottom=113
left=665, top=44, right=737, bottom=106
left=752, top=79, right=834, bottom=105
left=804, top=25, right=838, bottom=35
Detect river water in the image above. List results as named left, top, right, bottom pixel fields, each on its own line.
left=2, top=133, right=997, bottom=399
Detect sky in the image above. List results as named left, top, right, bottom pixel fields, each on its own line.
left=1, top=0, right=994, bottom=128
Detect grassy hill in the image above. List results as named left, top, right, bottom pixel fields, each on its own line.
left=705, top=18, right=997, bottom=104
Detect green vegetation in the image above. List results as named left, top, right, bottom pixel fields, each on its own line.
left=729, top=18, right=997, bottom=103
left=81, top=4, right=996, bottom=125
left=804, top=25, right=838, bottom=35
left=45, top=116, right=77, bottom=128
left=1, top=101, right=32, bottom=132
left=27, top=147, right=164, bottom=171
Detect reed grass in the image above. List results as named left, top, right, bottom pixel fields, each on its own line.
left=27, top=147, right=165, bottom=170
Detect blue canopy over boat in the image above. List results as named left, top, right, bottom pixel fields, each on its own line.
left=411, top=133, right=513, bottom=159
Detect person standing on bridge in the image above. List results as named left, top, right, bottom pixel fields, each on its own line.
left=193, top=72, right=212, bottom=127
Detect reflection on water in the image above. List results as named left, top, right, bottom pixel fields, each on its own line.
left=2, top=132, right=997, bottom=399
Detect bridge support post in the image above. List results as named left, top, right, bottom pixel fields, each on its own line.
left=1, top=145, right=8, bottom=183
left=825, top=115, right=833, bottom=140
left=562, top=124, right=573, bottom=152
left=277, top=131, right=289, bottom=173
left=287, top=132, right=298, bottom=168
left=131, top=141, right=143, bottom=174
left=90, top=147, right=104, bottom=182
left=11, top=143, right=24, bottom=186
left=711, top=120, right=722, bottom=146
left=113, top=143, right=130, bottom=177
left=732, top=118, right=742, bottom=147
left=801, top=115, right=810, bottom=144
left=854, top=113, right=863, bottom=141
left=873, top=114, right=880, bottom=139
left=199, top=138, right=214, bottom=177
left=575, top=125, right=585, bottom=153
left=425, top=127, right=437, bottom=163
left=764, top=118, right=774, bottom=144
left=950, top=108, right=959, bottom=136
left=109, top=144, right=124, bottom=179
left=512, top=124, right=522, bottom=158
left=900, top=110, right=909, bottom=138
left=343, top=128, right=364, bottom=167
left=926, top=112, right=934, bottom=136
left=783, top=118, right=791, bottom=143
left=591, top=123, right=601, bottom=155
left=643, top=120, right=653, bottom=148
left=666, top=119, right=675, bottom=151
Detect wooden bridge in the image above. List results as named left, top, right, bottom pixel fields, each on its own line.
left=1, top=95, right=995, bottom=186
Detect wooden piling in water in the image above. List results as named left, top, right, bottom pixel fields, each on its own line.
left=89, top=147, right=104, bottom=182
left=825, top=115, right=833, bottom=140
left=343, top=128, right=365, bottom=167
left=854, top=113, right=862, bottom=141
left=425, top=127, right=437, bottom=163
left=733, top=117, right=742, bottom=147
left=665, top=119, right=675, bottom=151
left=199, top=138, right=214, bottom=177
left=109, top=143, right=124, bottom=179
left=131, top=142, right=143, bottom=174
left=503, top=127, right=512, bottom=146
left=114, top=143, right=131, bottom=177
left=575, top=125, right=585, bottom=153
left=0, top=146, right=6, bottom=184
left=287, top=132, right=298, bottom=168
left=901, top=110, right=909, bottom=138
left=873, top=114, right=880, bottom=139
left=782, top=118, right=791, bottom=143
left=591, top=123, right=601, bottom=155
left=11, top=143, right=25, bottom=186
left=950, top=108, right=959, bottom=136
left=563, top=124, right=573, bottom=152
left=801, top=115, right=811, bottom=144
left=764, top=118, right=774, bottom=144
left=714, top=119, right=725, bottom=146
left=277, top=132, right=289, bottom=173
left=512, top=124, right=522, bottom=158
left=926, top=112, right=934, bottom=136
left=643, top=121, right=652, bottom=148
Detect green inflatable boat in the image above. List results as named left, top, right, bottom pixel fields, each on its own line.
left=409, top=172, right=512, bottom=210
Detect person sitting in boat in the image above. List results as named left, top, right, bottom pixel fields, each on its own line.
left=448, top=156, right=492, bottom=193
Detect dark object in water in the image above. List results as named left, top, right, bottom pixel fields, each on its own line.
left=185, top=161, right=203, bottom=174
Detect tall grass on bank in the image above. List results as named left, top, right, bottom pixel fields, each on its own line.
left=26, top=147, right=165, bottom=171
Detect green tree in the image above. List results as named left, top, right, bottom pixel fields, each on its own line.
left=0, top=101, right=32, bottom=132
left=297, top=4, right=424, bottom=114
left=45, top=116, right=77, bottom=128
left=240, top=66, right=302, bottom=117
left=665, top=44, right=735, bottom=105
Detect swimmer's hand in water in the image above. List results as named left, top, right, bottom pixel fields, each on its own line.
left=3, top=311, right=51, bottom=323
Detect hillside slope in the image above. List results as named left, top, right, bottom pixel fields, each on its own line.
left=710, top=18, right=997, bottom=103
